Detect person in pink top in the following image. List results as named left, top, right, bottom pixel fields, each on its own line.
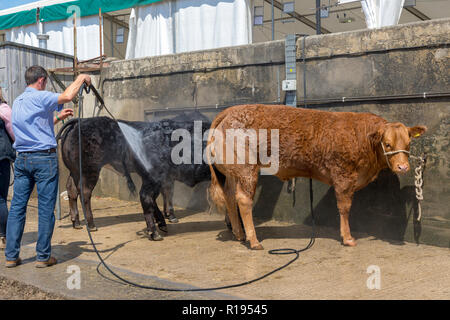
left=0, top=87, right=15, bottom=250
left=0, top=92, right=14, bottom=140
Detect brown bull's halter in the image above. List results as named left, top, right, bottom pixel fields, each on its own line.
left=381, top=142, right=427, bottom=222
left=380, top=142, right=410, bottom=169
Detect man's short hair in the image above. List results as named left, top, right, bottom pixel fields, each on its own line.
left=25, top=65, right=48, bottom=85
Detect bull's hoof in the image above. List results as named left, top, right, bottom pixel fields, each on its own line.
left=250, top=243, right=264, bottom=250
left=87, top=225, right=98, bottom=232
left=342, top=238, right=357, bottom=247
left=164, top=211, right=174, bottom=218
left=168, top=215, right=179, bottom=223
left=151, top=232, right=163, bottom=241
left=233, top=232, right=245, bottom=242
left=158, top=223, right=168, bottom=233
left=72, top=222, right=82, bottom=230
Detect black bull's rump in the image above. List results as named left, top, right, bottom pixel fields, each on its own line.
left=57, top=113, right=211, bottom=240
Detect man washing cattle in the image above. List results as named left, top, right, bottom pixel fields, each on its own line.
left=4, top=65, right=91, bottom=268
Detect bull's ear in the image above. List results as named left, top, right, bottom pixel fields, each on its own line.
left=409, top=125, right=427, bottom=138
left=368, top=127, right=384, bottom=145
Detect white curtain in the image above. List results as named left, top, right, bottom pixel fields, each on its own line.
left=6, top=24, right=39, bottom=47
left=6, top=16, right=102, bottom=61
left=361, top=0, right=405, bottom=29
left=125, top=1, right=174, bottom=59
left=126, top=0, right=252, bottom=59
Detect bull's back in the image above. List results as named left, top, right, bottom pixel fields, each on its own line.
left=219, top=104, right=383, bottom=131
left=61, top=117, right=129, bottom=170
left=213, top=104, right=385, bottom=180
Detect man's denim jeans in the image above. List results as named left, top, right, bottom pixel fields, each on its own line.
left=5, top=152, right=58, bottom=262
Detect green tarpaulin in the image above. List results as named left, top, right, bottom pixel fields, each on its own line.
left=0, top=9, right=37, bottom=30
left=0, top=0, right=164, bottom=31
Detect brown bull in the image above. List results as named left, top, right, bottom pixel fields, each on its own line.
left=207, top=104, right=426, bottom=250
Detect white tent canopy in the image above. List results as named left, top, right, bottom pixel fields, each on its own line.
left=3, top=0, right=102, bottom=61
left=6, top=16, right=102, bottom=61
left=361, top=0, right=405, bottom=29
left=3, top=0, right=252, bottom=61
left=0, top=0, right=74, bottom=16
left=125, top=0, right=252, bottom=59
left=338, top=0, right=405, bottom=29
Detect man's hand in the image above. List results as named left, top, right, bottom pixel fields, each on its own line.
left=58, top=74, right=92, bottom=105
left=78, top=74, right=91, bottom=87
left=54, top=108, right=73, bottom=124
left=59, top=108, right=74, bottom=121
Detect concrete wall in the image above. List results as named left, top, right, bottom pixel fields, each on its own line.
left=73, top=18, right=449, bottom=248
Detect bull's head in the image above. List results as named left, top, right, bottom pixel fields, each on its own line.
left=370, top=122, right=427, bottom=174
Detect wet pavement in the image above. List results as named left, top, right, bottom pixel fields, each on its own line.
left=0, top=196, right=449, bottom=300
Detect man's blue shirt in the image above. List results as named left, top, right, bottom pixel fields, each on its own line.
left=12, top=87, right=63, bottom=152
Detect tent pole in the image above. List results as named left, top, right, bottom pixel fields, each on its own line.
left=99, top=8, right=103, bottom=71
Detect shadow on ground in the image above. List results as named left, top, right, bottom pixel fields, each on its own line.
left=55, top=168, right=424, bottom=250
left=252, top=169, right=421, bottom=246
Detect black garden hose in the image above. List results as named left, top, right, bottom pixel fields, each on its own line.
left=75, top=82, right=316, bottom=292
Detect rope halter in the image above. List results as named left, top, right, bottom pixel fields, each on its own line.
left=381, top=142, right=410, bottom=170
left=381, top=142, right=427, bottom=222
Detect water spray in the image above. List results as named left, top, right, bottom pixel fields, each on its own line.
left=74, top=82, right=316, bottom=291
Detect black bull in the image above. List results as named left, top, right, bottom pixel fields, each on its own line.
left=57, top=113, right=211, bottom=240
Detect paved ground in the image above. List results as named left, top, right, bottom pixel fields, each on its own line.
left=0, top=196, right=449, bottom=300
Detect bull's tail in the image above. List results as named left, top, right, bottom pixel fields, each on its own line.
left=55, top=118, right=78, bottom=141
left=208, top=164, right=227, bottom=215
left=206, top=110, right=229, bottom=215
left=122, top=159, right=137, bottom=196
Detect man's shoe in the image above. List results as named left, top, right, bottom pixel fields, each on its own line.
left=5, top=258, right=22, bottom=268
left=36, top=256, right=57, bottom=268
left=0, top=237, right=5, bottom=250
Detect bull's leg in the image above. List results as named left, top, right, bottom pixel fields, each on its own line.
left=223, top=177, right=245, bottom=242
left=224, top=214, right=232, bottom=230
left=236, top=177, right=262, bottom=250
left=225, top=206, right=244, bottom=231
left=152, top=189, right=168, bottom=233
left=66, top=175, right=81, bottom=229
left=140, top=181, right=163, bottom=241
left=74, top=171, right=100, bottom=232
left=335, top=190, right=356, bottom=247
left=82, top=187, right=97, bottom=232
left=161, top=182, right=178, bottom=223
left=81, top=179, right=98, bottom=232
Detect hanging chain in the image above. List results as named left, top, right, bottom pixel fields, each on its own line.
left=410, top=154, right=427, bottom=222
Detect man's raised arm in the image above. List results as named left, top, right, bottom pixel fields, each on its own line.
left=57, top=74, right=91, bottom=105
